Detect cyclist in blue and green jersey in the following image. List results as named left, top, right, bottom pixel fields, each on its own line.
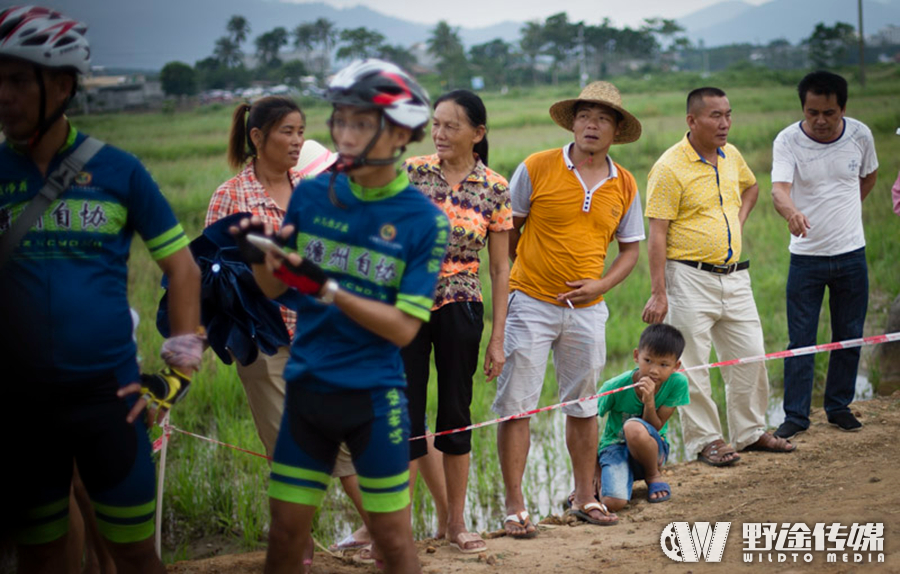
left=234, top=59, right=448, bottom=574
left=0, top=6, right=201, bottom=573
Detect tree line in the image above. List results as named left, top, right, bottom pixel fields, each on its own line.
left=159, top=13, right=865, bottom=97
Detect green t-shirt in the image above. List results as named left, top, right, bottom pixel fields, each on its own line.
left=597, top=369, right=690, bottom=451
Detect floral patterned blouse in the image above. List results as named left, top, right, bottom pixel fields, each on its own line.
left=405, top=154, right=512, bottom=310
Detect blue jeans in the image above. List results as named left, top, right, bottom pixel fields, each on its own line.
left=598, top=418, right=669, bottom=501
left=783, top=247, right=868, bottom=428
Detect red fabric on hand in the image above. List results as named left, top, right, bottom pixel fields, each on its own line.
left=274, top=265, right=323, bottom=295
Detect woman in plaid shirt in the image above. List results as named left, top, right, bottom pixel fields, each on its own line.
left=206, top=96, right=308, bottom=456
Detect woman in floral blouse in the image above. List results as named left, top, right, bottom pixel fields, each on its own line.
left=403, top=89, right=512, bottom=554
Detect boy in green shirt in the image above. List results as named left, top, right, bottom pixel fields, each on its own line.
left=596, top=323, right=688, bottom=513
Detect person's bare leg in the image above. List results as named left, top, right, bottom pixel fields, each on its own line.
left=567, top=415, right=616, bottom=523
left=567, top=415, right=598, bottom=507
left=104, top=537, right=165, bottom=574
left=497, top=418, right=534, bottom=536
left=264, top=499, right=316, bottom=574
left=338, top=474, right=371, bottom=544
left=416, top=435, right=448, bottom=539
left=19, top=536, right=71, bottom=574
left=366, top=506, right=421, bottom=574
left=623, top=420, right=667, bottom=501
left=444, top=452, right=484, bottom=551
left=67, top=489, right=85, bottom=574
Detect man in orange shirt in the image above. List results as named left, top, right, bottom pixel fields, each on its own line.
left=493, top=82, right=644, bottom=535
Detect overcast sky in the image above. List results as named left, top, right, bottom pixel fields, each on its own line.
left=285, top=0, right=773, bottom=28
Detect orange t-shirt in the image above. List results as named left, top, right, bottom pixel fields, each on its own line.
left=509, top=147, right=642, bottom=307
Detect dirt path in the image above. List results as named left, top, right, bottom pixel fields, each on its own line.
left=169, top=394, right=900, bottom=573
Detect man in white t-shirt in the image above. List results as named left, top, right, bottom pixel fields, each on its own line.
left=770, top=70, right=879, bottom=439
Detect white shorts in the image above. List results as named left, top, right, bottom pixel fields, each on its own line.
left=492, top=291, right=608, bottom=419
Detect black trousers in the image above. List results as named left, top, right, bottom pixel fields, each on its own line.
left=402, top=301, right=484, bottom=460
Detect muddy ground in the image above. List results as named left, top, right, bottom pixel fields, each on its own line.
left=170, top=393, right=900, bottom=573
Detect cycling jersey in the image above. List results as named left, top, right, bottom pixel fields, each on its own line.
left=277, top=170, right=449, bottom=391
left=2, top=125, right=189, bottom=545
left=269, top=169, right=447, bottom=512
left=0, top=127, right=189, bottom=383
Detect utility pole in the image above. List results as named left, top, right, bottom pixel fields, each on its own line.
left=858, top=0, right=866, bottom=87
left=578, top=24, right=587, bottom=88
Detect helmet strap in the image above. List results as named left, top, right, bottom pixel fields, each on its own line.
left=327, top=112, right=407, bottom=208
left=26, top=65, right=74, bottom=149
left=331, top=113, right=383, bottom=171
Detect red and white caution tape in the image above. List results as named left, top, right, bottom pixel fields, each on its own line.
left=680, top=332, right=899, bottom=372
left=409, top=382, right=640, bottom=441
left=411, top=332, right=900, bottom=440
left=154, top=424, right=273, bottom=460
left=153, top=332, right=900, bottom=455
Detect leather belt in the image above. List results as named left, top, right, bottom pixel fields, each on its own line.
left=674, top=259, right=750, bottom=275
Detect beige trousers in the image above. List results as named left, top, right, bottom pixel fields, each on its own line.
left=664, top=261, right=768, bottom=456
left=234, top=346, right=355, bottom=476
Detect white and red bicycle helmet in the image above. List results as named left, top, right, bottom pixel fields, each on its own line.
left=0, top=6, right=90, bottom=146
left=323, top=59, right=431, bottom=203
left=325, top=59, right=430, bottom=132
left=0, top=5, right=90, bottom=74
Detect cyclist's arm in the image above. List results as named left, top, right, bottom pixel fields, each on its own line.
left=273, top=249, right=422, bottom=348
left=156, top=247, right=201, bottom=346
left=333, top=289, right=422, bottom=348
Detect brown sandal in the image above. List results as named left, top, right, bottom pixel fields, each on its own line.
left=741, top=431, right=796, bottom=453
left=698, top=439, right=741, bottom=467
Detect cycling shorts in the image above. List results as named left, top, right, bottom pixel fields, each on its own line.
left=11, top=372, right=157, bottom=545
left=269, top=381, right=411, bottom=513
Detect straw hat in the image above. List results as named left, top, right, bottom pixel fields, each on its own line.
left=549, top=81, right=642, bottom=144
left=296, top=140, right=338, bottom=178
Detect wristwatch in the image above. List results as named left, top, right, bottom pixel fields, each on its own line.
left=317, top=278, right=339, bottom=305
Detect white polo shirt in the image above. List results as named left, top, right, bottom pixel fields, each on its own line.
left=771, top=117, right=878, bottom=256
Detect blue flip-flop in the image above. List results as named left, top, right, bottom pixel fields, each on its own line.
left=648, top=481, right=671, bottom=503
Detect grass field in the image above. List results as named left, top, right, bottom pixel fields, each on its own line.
left=71, top=65, right=900, bottom=560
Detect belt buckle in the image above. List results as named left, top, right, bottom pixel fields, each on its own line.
left=711, top=263, right=732, bottom=274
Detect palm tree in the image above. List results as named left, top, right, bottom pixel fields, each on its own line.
left=427, top=21, right=468, bottom=88
left=214, top=36, right=242, bottom=68
left=337, top=27, right=385, bottom=62
left=519, top=21, right=544, bottom=85
left=255, top=27, right=288, bottom=68
left=293, top=22, right=316, bottom=53
left=294, top=19, right=337, bottom=79
left=313, top=18, right=337, bottom=76
left=227, top=15, right=250, bottom=47
left=378, top=44, right=417, bottom=71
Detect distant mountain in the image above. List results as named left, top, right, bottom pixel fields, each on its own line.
left=677, top=1, right=755, bottom=33
left=680, top=0, right=900, bottom=46
left=42, top=0, right=520, bottom=71
left=37, top=0, right=900, bottom=71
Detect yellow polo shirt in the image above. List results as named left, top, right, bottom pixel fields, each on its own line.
left=645, top=134, right=756, bottom=265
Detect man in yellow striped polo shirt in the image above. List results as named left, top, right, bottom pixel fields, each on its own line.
left=642, top=87, right=795, bottom=467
